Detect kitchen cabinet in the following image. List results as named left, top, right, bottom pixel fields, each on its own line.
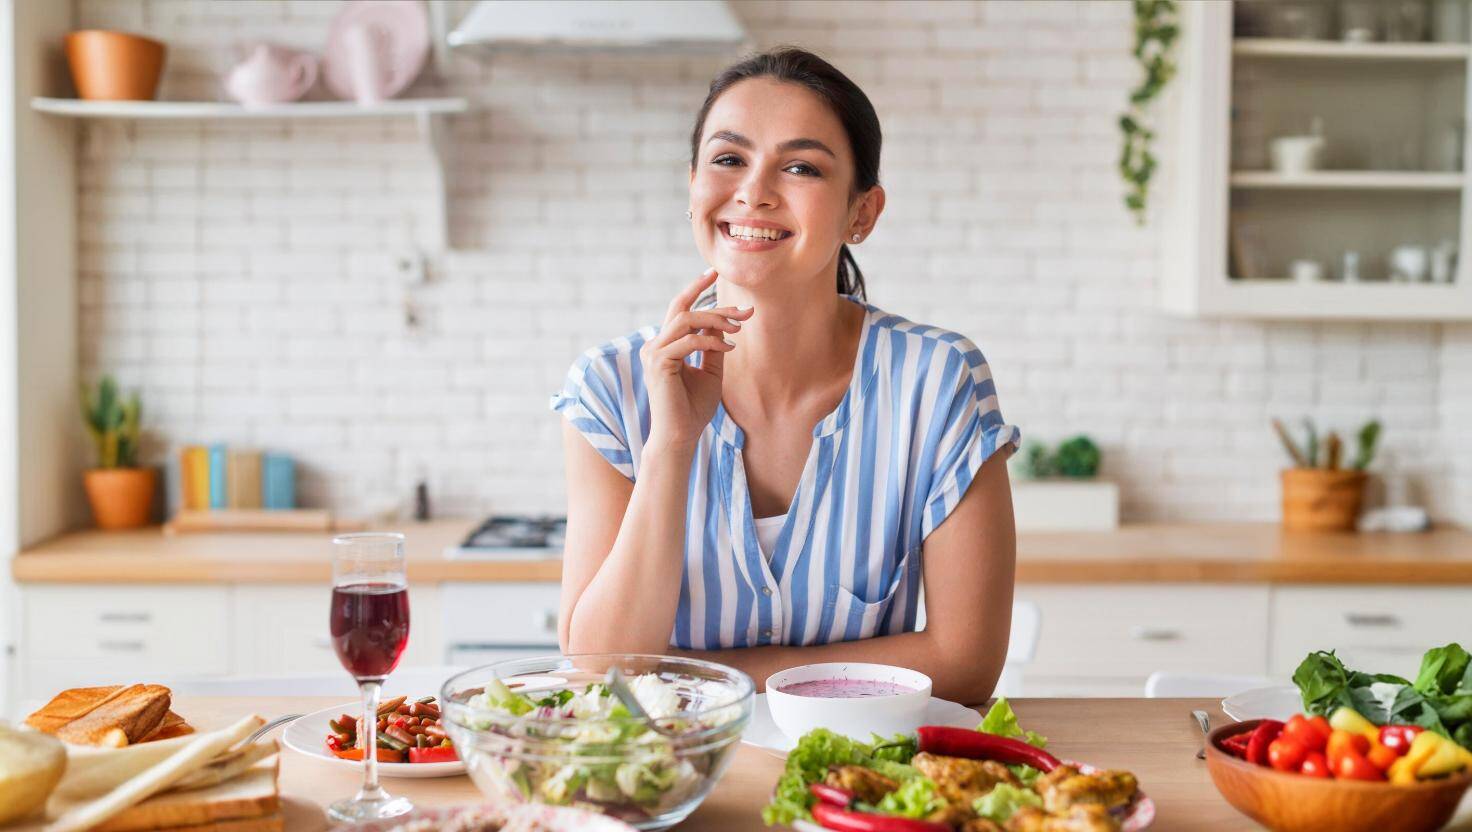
left=1017, top=585, right=1271, bottom=697
left=1268, top=586, right=1472, bottom=680
left=19, top=585, right=232, bottom=698
left=1162, top=1, right=1472, bottom=319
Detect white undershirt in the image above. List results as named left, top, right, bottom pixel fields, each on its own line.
left=754, top=514, right=788, bottom=560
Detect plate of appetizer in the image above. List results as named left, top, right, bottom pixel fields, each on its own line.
left=282, top=694, right=464, bottom=778
left=765, top=698, right=1153, bottom=832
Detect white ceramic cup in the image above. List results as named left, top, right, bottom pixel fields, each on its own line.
left=1289, top=259, right=1324, bottom=283
left=1389, top=245, right=1430, bottom=282
left=1270, top=135, right=1325, bottom=175
left=765, top=663, right=932, bottom=743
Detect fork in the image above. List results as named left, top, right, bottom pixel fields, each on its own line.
left=247, top=712, right=304, bottom=744
left=1192, top=710, right=1211, bottom=759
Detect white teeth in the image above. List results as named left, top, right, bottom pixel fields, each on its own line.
left=727, top=224, right=787, bottom=241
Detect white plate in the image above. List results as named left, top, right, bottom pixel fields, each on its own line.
left=742, top=693, right=979, bottom=756
left=282, top=702, right=465, bottom=778
left=1221, top=685, right=1302, bottom=722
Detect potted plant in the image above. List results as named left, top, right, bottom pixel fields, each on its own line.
left=80, top=375, right=155, bottom=529
left=1273, top=418, right=1380, bottom=532
left=1009, top=435, right=1119, bottom=531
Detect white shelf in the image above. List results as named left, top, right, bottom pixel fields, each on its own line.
left=1233, top=38, right=1472, bottom=62
left=1229, top=171, right=1465, bottom=191
left=1214, top=280, right=1471, bottom=320
left=32, top=97, right=467, bottom=251
left=30, top=96, right=467, bottom=119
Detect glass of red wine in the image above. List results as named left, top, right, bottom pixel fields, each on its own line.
left=327, top=532, right=413, bottom=823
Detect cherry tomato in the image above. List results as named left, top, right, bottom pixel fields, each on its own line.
left=1283, top=714, right=1331, bottom=752
left=1367, top=741, right=1400, bottom=772
left=1337, top=750, right=1386, bottom=782
left=1300, top=751, right=1331, bottom=778
left=1378, top=725, right=1423, bottom=755
left=1269, top=737, right=1308, bottom=773
left=1327, top=730, right=1371, bottom=772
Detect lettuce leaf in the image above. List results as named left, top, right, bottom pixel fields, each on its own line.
left=761, top=729, right=918, bottom=826
left=1294, top=645, right=1472, bottom=752
left=979, top=698, right=1047, bottom=748
left=972, top=782, right=1042, bottom=822
left=873, top=777, right=947, bottom=819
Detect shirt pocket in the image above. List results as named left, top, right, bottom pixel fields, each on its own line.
left=828, top=549, right=917, bottom=642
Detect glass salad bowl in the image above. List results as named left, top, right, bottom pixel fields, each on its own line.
left=440, top=654, right=754, bottom=830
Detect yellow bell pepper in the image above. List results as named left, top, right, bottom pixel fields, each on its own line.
left=1329, top=707, right=1380, bottom=743
left=1407, top=730, right=1472, bottom=780
left=1388, top=755, right=1419, bottom=785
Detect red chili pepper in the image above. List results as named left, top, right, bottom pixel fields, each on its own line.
left=914, top=726, right=1060, bottom=772
left=810, top=803, right=950, bottom=832
left=1246, top=720, right=1284, bottom=767
left=809, top=782, right=855, bottom=807
left=1222, top=731, right=1251, bottom=759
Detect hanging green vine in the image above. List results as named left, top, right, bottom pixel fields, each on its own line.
left=1119, top=0, right=1179, bottom=224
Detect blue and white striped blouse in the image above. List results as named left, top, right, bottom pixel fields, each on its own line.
left=551, top=296, right=1020, bottom=651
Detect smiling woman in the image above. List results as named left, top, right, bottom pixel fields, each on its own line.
left=550, top=48, right=1020, bottom=704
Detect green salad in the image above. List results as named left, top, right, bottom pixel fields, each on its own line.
left=1294, top=642, right=1472, bottom=751
left=460, top=674, right=741, bottom=821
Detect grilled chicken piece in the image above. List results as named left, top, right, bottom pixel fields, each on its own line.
left=1006, top=805, right=1120, bottom=832
left=1035, top=765, right=1138, bottom=813
left=960, top=820, right=1006, bottom=832
left=911, top=751, right=1020, bottom=807
left=824, top=765, right=899, bottom=805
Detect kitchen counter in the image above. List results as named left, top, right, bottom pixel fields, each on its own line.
left=10, top=519, right=1472, bottom=584
left=178, top=696, right=1261, bottom=831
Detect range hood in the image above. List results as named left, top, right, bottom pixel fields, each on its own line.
left=447, top=0, right=747, bottom=51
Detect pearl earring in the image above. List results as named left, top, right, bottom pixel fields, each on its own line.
left=685, top=209, right=693, bottom=220
left=851, top=234, right=861, bottom=242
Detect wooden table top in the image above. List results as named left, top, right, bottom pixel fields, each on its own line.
left=14, top=521, right=1472, bottom=585
left=182, top=695, right=1257, bottom=831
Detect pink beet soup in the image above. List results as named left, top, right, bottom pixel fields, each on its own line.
left=776, top=678, right=916, bottom=698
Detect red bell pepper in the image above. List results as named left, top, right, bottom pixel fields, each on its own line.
left=1378, top=725, right=1423, bottom=755
left=810, top=803, right=950, bottom=832
left=914, top=726, right=1060, bottom=772
left=332, top=746, right=403, bottom=763
left=407, top=745, right=458, bottom=764
left=1246, top=720, right=1285, bottom=767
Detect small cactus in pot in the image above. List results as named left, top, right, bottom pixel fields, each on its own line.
left=80, top=375, right=155, bottom=528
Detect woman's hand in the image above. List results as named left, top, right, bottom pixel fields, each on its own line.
left=640, top=268, right=754, bottom=450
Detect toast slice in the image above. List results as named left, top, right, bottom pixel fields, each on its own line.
left=142, top=711, right=196, bottom=742
left=55, top=684, right=171, bottom=747
left=24, top=685, right=127, bottom=733
left=90, top=761, right=279, bottom=832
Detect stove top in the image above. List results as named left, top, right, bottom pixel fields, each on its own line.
left=444, top=515, right=565, bottom=560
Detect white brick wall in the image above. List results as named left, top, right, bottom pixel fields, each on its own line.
left=73, top=0, right=1470, bottom=524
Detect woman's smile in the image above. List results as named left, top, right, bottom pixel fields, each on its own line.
left=718, top=218, right=795, bottom=252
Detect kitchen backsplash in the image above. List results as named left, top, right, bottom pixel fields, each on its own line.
left=72, top=0, right=1472, bottom=523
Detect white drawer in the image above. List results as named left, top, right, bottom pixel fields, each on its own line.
left=1018, top=584, right=1270, bottom=679
left=21, top=585, right=231, bottom=692
left=233, top=584, right=444, bottom=676
left=442, top=582, right=561, bottom=647
left=1269, top=586, right=1472, bottom=679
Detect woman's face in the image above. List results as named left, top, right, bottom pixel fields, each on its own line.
left=689, top=77, right=880, bottom=293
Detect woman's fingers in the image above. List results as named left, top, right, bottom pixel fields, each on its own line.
left=651, top=332, right=734, bottom=368
left=664, top=268, right=719, bottom=323
left=653, top=309, right=748, bottom=344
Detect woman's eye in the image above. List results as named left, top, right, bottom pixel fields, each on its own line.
left=712, top=154, right=741, bottom=167
left=709, top=155, right=819, bottom=177
left=785, top=162, right=819, bottom=177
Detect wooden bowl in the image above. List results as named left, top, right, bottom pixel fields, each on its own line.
left=1206, top=719, right=1472, bottom=832
left=64, top=30, right=166, bottom=101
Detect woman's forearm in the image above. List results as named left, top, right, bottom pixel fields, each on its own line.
left=674, top=628, right=1004, bottom=706
left=565, top=437, right=696, bottom=654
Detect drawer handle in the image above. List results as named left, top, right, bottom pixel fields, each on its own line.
left=99, top=640, right=146, bottom=652
left=537, top=610, right=558, bottom=633
left=99, top=612, right=151, bottom=624
left=1129, top=626, right=1182, bottom=642
left=1344, top=612, right=1401, bottom=628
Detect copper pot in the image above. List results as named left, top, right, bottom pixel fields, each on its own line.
left=1280, top=468, right=1367, bottom=531
left=83, top=467, right=157, bottom=529
left=65, top=30, right=166, bottom=101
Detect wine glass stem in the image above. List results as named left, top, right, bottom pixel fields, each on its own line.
left=358, top=680, right=387, bottom=802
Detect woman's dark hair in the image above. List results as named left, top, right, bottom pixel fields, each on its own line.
left=689, top=47, right=881, bottom=300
